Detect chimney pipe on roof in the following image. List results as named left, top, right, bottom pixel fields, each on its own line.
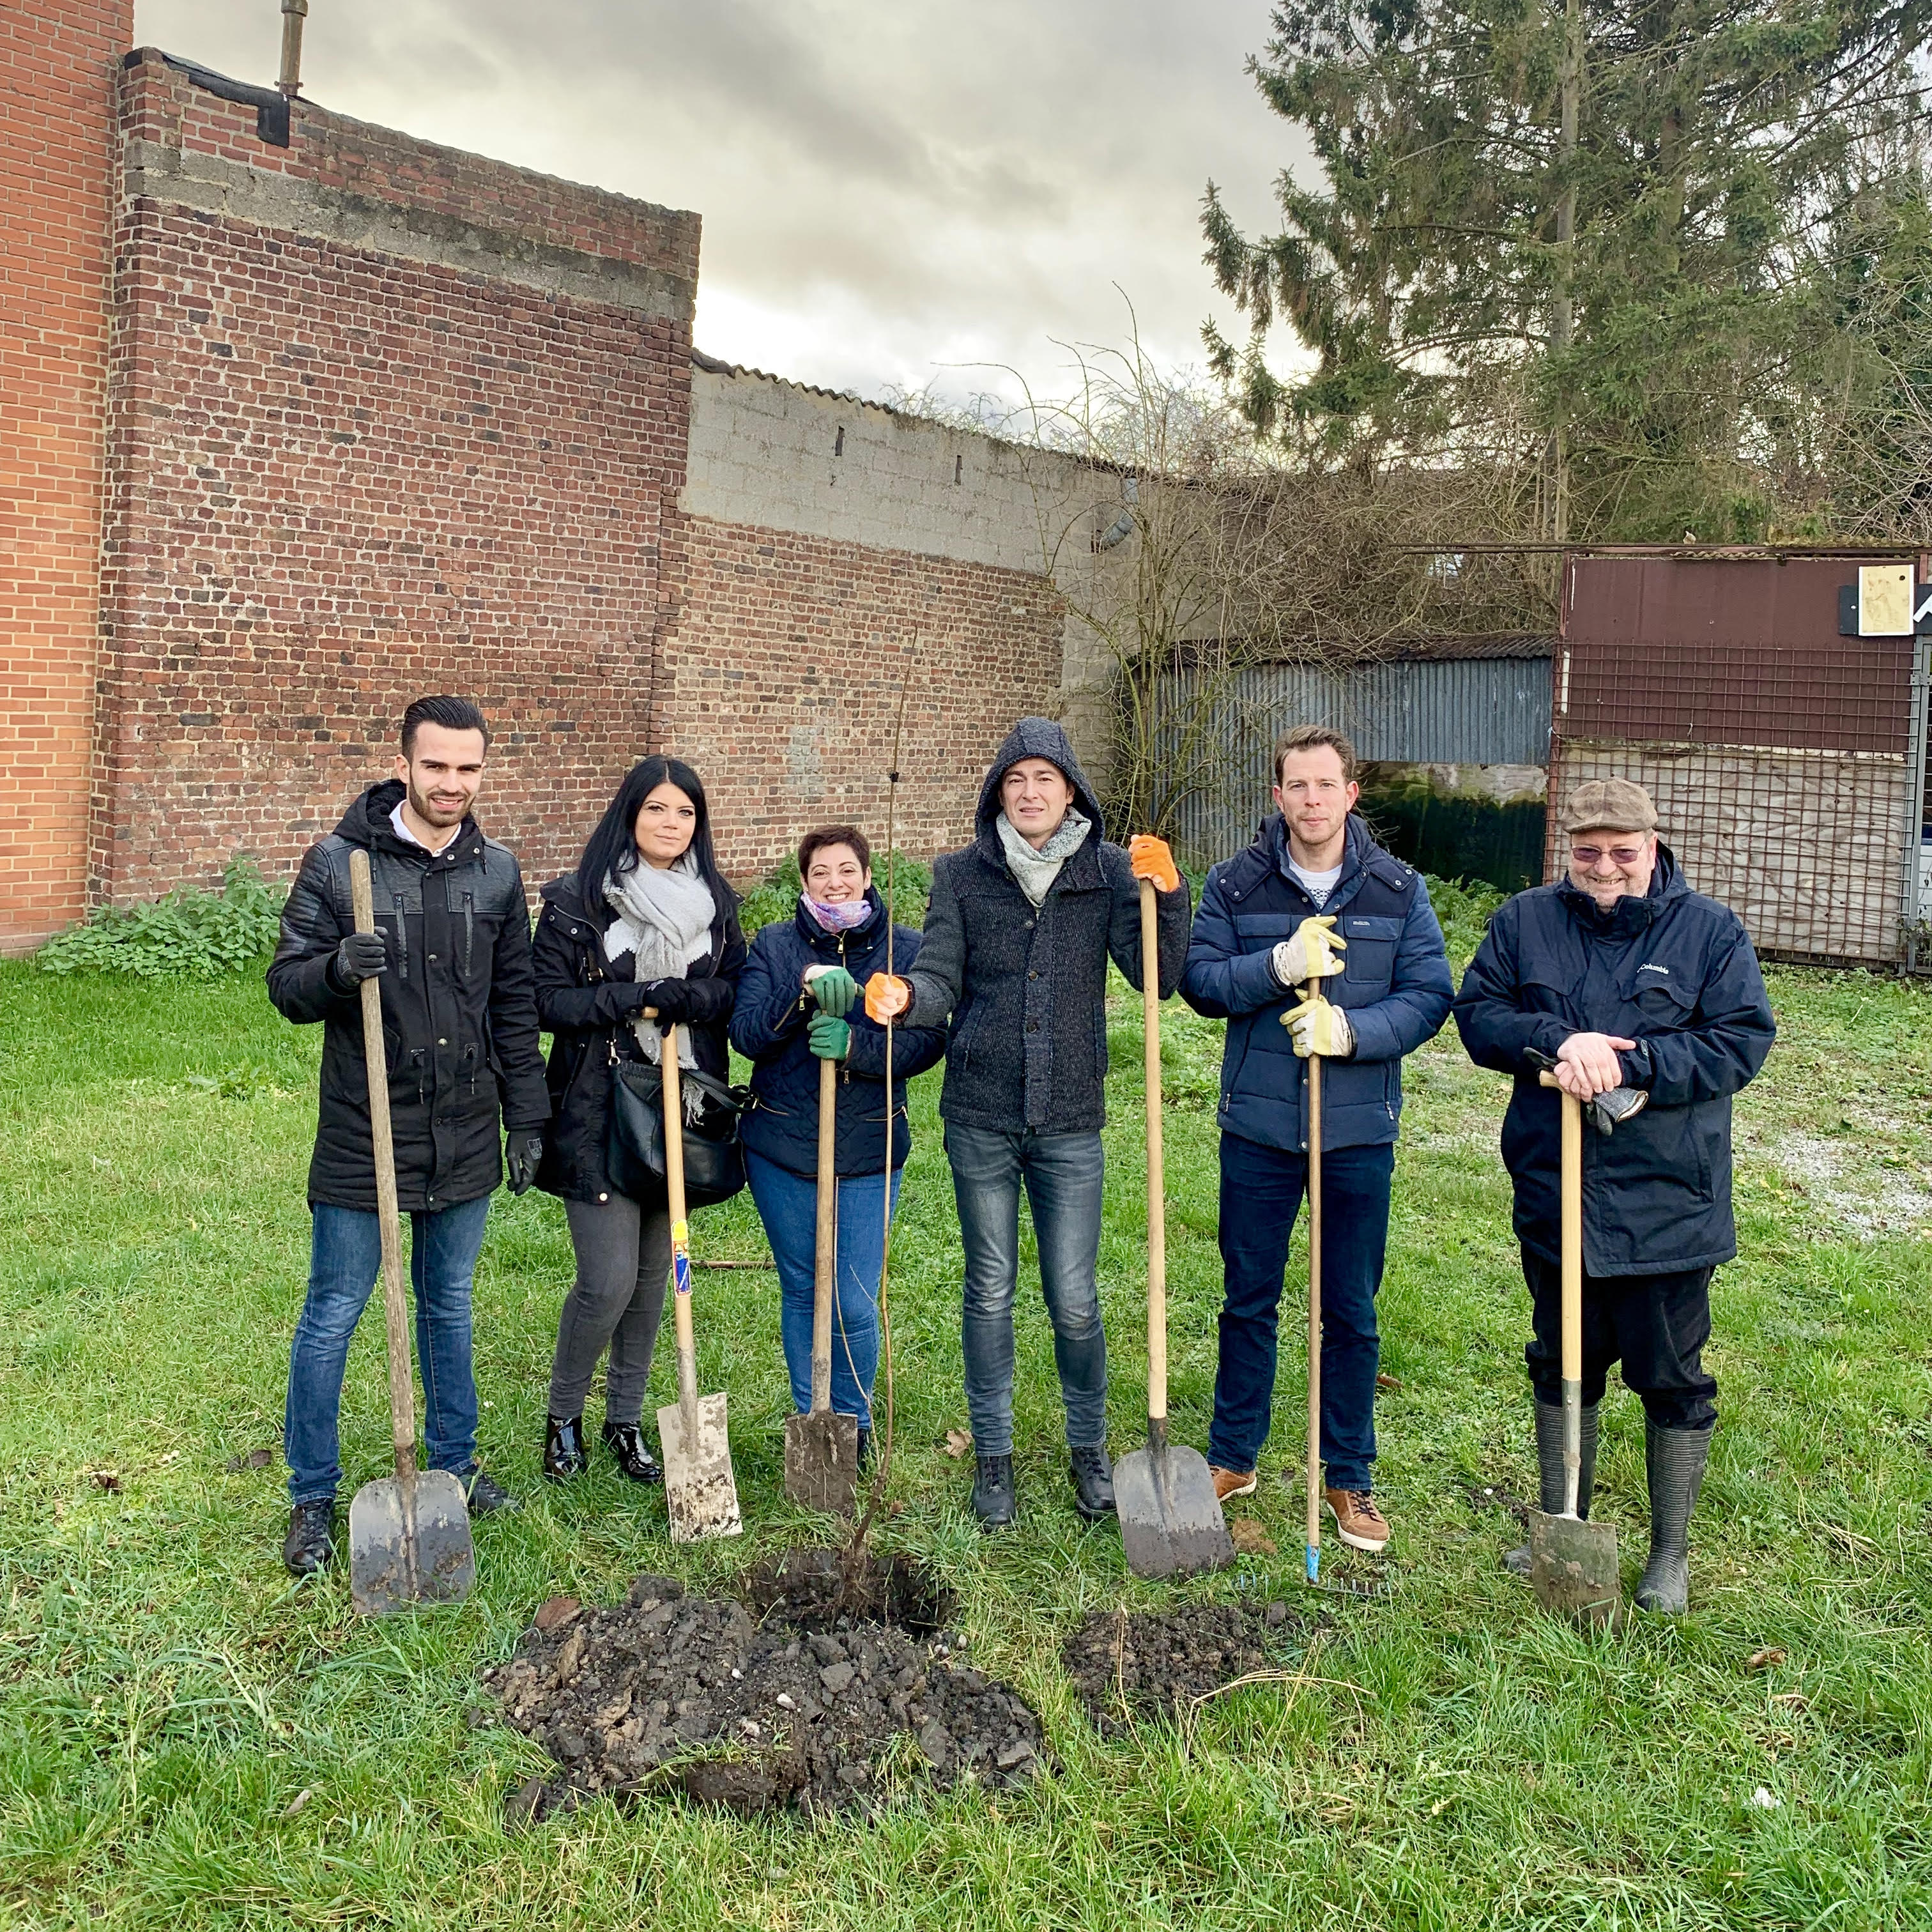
left=278, top=0, right=309, bottom=98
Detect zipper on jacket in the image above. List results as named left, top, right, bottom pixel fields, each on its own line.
left=462, top=891, right=475, bottom=978
left=392, top=893, right=409, bottom=983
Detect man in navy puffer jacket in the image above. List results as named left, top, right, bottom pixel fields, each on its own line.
left=1182, top=724, right=1453, bottom=1554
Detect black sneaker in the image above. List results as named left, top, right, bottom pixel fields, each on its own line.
left=972, top=1453, right=1016, bottom=1531
left=1070, top=1443, right=1116, bottom=1520
left=544, top=1414, right=586, bottom=1481
left=464, top=1469, right=519, bottom=1515
left=282, top=1498, right=335, bottom=1577
left=600, top=1420, right=663, bottom=1485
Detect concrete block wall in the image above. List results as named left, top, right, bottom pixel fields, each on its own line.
left=0, top=0, right=132, bottom=951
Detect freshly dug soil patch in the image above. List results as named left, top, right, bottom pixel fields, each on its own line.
left=1062, top=1601, right=1306, bottom=1735
left=742, top=1543, right=956, bottom=1634
left=483, top=1554, right=1038, bottom=1820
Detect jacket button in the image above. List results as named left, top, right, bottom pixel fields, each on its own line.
left=428, top=954, right=438, bottom=962
left=1027, top=1021, right=1039, bottom=1033
left=598, top=1192, right=608, bottom=1202
left=1029, top=970, right=1039, bottom=979
left=438, top=1038, right=448, bottom=1046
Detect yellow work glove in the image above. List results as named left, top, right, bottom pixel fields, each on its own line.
left=1282, top=992, right=1354, bottom=1059
left=1128, top=834, right=1181, bottom=894
left=1271, top=915, right=1345, bottom=988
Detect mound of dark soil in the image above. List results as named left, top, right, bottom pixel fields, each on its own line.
left=483, top=1554, right=1039, bottom=1820
left=1061, top=1600, right=1305, bottom=1735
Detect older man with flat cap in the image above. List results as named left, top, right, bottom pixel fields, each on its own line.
left=1453, top=778, right=1775, bottom=1613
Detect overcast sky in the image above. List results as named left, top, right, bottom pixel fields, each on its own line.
left=132, top=0, right=1308, bottom=411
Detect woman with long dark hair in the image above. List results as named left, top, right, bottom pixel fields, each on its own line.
left=530, top=756, right=745, bottom=1483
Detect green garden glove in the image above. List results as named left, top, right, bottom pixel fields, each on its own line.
left=808, top=1011, right=852, bottom=1060
left=806, top=965, right=859, bottom=1016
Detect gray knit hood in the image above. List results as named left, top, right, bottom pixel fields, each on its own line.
left=974, top=716, right=1106, bottom=842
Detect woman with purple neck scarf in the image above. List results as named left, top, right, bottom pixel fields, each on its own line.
left=730, top=826, right=947, bottom=1459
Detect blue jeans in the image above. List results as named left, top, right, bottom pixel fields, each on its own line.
left=746, top=1149, right=900, bottom=1427
left=1208, top=1132, right=1394, bottom=1492
left=946, top=1121, right=1108, bottom=1457
left=285, top=1195, right=492, bottom=1505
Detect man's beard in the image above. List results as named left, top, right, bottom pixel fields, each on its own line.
left=409, top=776, right=466, bottom=825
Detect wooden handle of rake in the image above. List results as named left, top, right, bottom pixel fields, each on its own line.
left=1140, top=878, right=1168, bottom=1429
left=1305, top=977, right=1324, bottom=1579
left=349, top=849, right=417, bottom=1481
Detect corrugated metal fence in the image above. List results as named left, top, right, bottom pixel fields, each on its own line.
left=1159, top=656, right=1552, bottom=866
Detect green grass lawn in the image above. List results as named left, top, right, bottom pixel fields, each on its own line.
left=3, top=924, right=1931, bottom=1929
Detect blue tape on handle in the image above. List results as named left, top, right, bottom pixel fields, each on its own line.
left=1305, top=1545, right=1320, bottom=1583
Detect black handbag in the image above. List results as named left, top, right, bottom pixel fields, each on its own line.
left=605, top=1054, right=747, bottom=1208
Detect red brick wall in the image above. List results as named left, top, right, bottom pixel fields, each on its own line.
left=94, top=53, right=699, bottom=903
left=659, top=513, right=1065, bottom=879
left=0, top=0, right=131, bottom=952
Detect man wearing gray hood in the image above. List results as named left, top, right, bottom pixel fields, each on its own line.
left=866, top=718, right=1190, bottom=1528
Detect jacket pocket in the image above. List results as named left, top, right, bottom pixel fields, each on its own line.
left=1339, top=915, right=1401, bottom=995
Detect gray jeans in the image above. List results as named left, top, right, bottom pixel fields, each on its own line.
left=548, top=1195, right=672, bottom=1427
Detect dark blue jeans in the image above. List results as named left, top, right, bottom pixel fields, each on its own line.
left=946, top=1121, right=1108, bottom=1456
left=746, top=1149, right=900, bottom=1428
left=285, top=1195, right=492, bottom=1505
left=1209, top=1131, right=1394, bottom=1492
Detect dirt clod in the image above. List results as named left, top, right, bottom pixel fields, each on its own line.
left=484, top=1550, right=1036, bottom=1820
left=1062, top=1602, right=1308, bottom=1735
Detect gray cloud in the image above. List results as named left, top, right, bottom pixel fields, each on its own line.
left=133, top=0, right=1308, bottom=407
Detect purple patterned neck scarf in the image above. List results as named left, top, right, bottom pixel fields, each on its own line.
left=804, top=894, right=872, bottom=933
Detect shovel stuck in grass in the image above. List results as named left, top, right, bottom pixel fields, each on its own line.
left=784, top=1056, right=860, bottom=1512
left=344, top=848, right=475, bottom=1617
left=656, top=1027, right=742, bottom=1543
left=1117, top=878, right=1234, bottom=1581
left=1528, top=1073, right=1620, bottom=1627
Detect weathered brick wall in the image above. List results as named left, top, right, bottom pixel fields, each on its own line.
left=94, top=51, right=700, bottom=903
left=658, top=511, right=1065, bottom=878
left=1, top=0, right=131, bottom=951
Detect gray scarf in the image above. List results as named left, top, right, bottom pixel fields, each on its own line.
left=997, top=806, right=1091, bottom=907
left=604, top=854, right=714, bottom=1089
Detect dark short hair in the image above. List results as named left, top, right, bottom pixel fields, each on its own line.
left=797, top=824, right=871, bottom=879
left=1273, top=723, right=1357, bottom=786
left=401, top=696, right=490, bottom=756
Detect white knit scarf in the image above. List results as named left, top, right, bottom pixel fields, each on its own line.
left=997, top=806, right=1091, bottom=907
left=604, top=854, right=714, bottom=1090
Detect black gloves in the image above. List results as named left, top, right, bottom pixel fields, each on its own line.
left=330, top=930, right=388, bottom=990
left=506, top=1132, right=544, bottom=1196
left=640, top=977, right=700, bottom=1026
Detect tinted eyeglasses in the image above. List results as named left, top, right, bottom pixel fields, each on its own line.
left=1569, top=841, right=1649, bottom=868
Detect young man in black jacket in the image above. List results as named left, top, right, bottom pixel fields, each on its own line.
left=867, top=717, right=1190, bottom=1528
left=266, top=696, right=550, bottom=1577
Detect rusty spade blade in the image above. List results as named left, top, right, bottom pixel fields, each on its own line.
left=1527, top=1506, right=1620, bottom=1628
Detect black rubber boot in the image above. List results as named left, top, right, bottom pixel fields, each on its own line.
left=282, top=1498, right=335, bottom=1577
left=544, top=1414, right=586, bottom=1481
left=857, top=1427, right=873, bottom=1472
left=1069, top=1443, right=1116, bottom=1520
left=972, top=1453, right=1016, bottom=1531
left=1634, top=1419, right=1712, bottom=1615
left=601, top=1420, right=663, bottom=1485
left=1504, top=1400, right=1598, bottom=1577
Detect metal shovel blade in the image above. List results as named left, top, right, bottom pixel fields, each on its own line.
left=1117, top=1435, right=1235, bottom=1580
left=347, top=1468, right=475, bottom=1617
left=658, top=1392, right=742, bottom=1543
left=784, top=1408, right=860, bottom=1515
left=1527, top=1508, right=1620, bottom=1628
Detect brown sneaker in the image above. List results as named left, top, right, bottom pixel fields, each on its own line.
left=1210, top=1465, right=1257, bottom=1503
left=1324, top=1487, right=1390, bottom=1552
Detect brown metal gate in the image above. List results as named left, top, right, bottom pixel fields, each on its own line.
left=1551, top=551, right=1931, bottom=967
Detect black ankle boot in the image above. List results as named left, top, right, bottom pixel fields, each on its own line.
left=972, top=1453, right=1016, bottom=1531
left=544, top=1414, right=586, bottom=1481
left=1069, top=1443, right=1116, bottom=1520
left=857, top=1427, right=873, bottom=1471
left=1635, top=1420, right=1712, bottom=1614
left=1505, top=1400, right=1598, bottom=1577
left=282, top=1497, right=335, bottom=1577
left=601, top=1419, right=663, bottom=1485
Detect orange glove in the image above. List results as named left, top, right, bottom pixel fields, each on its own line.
left=864, top=972, right=912, bottom=1023
left=1129, top=834, right=1181, bottom=894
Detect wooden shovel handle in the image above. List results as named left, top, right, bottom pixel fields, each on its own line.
left=811, top=1053, right=837, bottom=1413
left=1140, top=878, right=1168, bottom=1424
left=1305, top=980, right=1322, bottom=1568
left=349, top=849, right=417, bottom=1480
left=661, top=1027, right=698, bottom=1423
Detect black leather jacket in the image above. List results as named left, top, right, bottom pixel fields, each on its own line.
left=266, top=781, right=549, bottom=1212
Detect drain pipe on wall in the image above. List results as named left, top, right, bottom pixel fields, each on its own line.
left=278, top=0, right=309, bottom=98
left=1096, top=475, right=1140, bottom=551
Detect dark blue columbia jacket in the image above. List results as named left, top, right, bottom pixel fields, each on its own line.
left=1181, top=814, right=1454, bottom=1153
left=1452, top=845, right=1775, bottom=1276
left=730, top=890, right=947, bottom=1178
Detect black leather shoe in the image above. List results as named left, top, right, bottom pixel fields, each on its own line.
left=544, top=1414, right=586, bottom=1481
left=601, top=1419, right=664, bottom=1485
left=464, top=1469, right=519, bottom=1514
left=972, top=1453, right=1016, bottom=1531
left=282, top=1498, right=335, bottom=1577
left=1070, top=1443, right=1116, bottom=1520
left=857, top=1427, right=873, bottom=1472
